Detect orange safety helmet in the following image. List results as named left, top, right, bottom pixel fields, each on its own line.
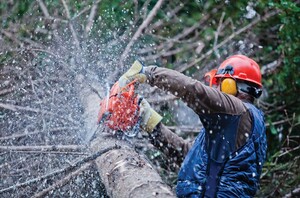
left=215, top=55, right=262, bottom=98
left=204, top=69, right=217, bottom=87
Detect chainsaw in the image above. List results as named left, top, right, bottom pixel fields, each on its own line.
left=97, top=79, right=142, bottom=137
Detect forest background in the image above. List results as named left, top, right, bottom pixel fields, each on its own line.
left=0, top=0, right=299, bottom=197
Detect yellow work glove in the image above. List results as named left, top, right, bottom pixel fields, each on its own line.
left=118, top=60, right=147, bottom=88
left=139, top=98, right=162, bottom=133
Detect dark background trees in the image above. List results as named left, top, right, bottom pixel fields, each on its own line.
left=0, top=0, right=299, bottom=197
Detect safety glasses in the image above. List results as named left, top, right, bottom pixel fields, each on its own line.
left=216, top=65, right=234, bottom=76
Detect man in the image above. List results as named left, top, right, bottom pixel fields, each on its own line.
left=119, top=55, right=267, bottom=197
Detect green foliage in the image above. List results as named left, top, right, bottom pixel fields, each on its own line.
left=94, top=0, right=135, bottom=37
left=254, top=2, right=300, bottom=196
left=0, top=1, right=30, bottom=28
left=264, top=0, right=300, bottom=141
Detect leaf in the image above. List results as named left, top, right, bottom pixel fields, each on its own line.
left=268, top=120, right=278, bottom=135
left=293, top=56, right=300, bottom=63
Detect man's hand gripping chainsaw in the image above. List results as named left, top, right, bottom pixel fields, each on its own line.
left=97, top=60, right=162, bottom=137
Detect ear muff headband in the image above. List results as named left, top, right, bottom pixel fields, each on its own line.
left=220, top=78, right=237, bottom=96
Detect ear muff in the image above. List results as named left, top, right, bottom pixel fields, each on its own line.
left=220, top=78, right=237, bottom=96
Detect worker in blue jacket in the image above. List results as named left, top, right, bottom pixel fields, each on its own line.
left=119, top=54, right=267, bottom=197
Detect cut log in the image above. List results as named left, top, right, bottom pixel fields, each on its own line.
left=91, top=136, right=175, bottom=197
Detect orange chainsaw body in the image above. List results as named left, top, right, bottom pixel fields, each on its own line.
left=97, top=81, right=140, bottom=132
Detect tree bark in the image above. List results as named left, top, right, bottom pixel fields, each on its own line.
left=91, top=137, right=175, bottom=198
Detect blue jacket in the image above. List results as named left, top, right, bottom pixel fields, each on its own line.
left=176, top=103, right=267, bottom=198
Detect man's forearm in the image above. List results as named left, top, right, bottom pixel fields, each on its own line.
left=149, top=123, right=191, bottom=167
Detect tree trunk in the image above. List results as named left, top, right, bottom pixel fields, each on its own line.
left=91, top=137, right=175, bottom=197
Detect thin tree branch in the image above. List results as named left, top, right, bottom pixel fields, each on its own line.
left=0, top=87, right=14, bottom=96
left=0, top=145, right=120, bottom=194
left=0, top=126, right=79, bottom=141
left=37, top=0, right=50, bottom=17
left=167, top=125, right=202, bottom=134
left=143, top=42, right=200, bottom=61
left=71, top=0, right=102, bottom=20
left=68, top=24, right=81, bottom=49
left=140, top=15, right=210, bottom=56
left=61, top=0, right=71, bottom=19
left=7, top=150, right=88, bottom=155
left=278, top=145, right=300, bottom=158
left=213, top=12, right=225, bottom=58
left=283, top=185, right=300, bottom=198
left=61, top=0, right=81, bottom=49
left=0, top=145, right=85, bottom=152
left=145, top=3, right=184, bottom=34
left=37, top=0, right=68, bottom=45
left=0, top=102, right=77, bottom=124
left=178, top=9, right=279, bottom=73
left=29, top=48, right=75, bottom=73
left=0, top=102, right=54, bottom=114
left=133, top=0, right=140, bottom=24
left=32, top=163, right=92, bottom=198
left=84, top=0, right=101, bottom=37
left=1, top=29, right=44, bottom=49
left=141, top=0, right=152, bottom=21
left=119, top=0, right=165, bottom=66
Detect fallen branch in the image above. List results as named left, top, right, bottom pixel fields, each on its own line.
left=6, top=150, right=88, bottom=155
left=0, top=145, right=85, bottom=152
left=0, top=126, right=79, bottom=141
left=0, top=87, right=14, bottom=96
left=0, top=30, right=23, bottom=46
left=0, top=102, right=55, bottom=114
left=0, top=145, right=120, bottom=194
left=0, top=102, right=77, bottom=124
left=1, top=29, right=43, bottom=49
left=32, top=163, right=92, bottom=198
